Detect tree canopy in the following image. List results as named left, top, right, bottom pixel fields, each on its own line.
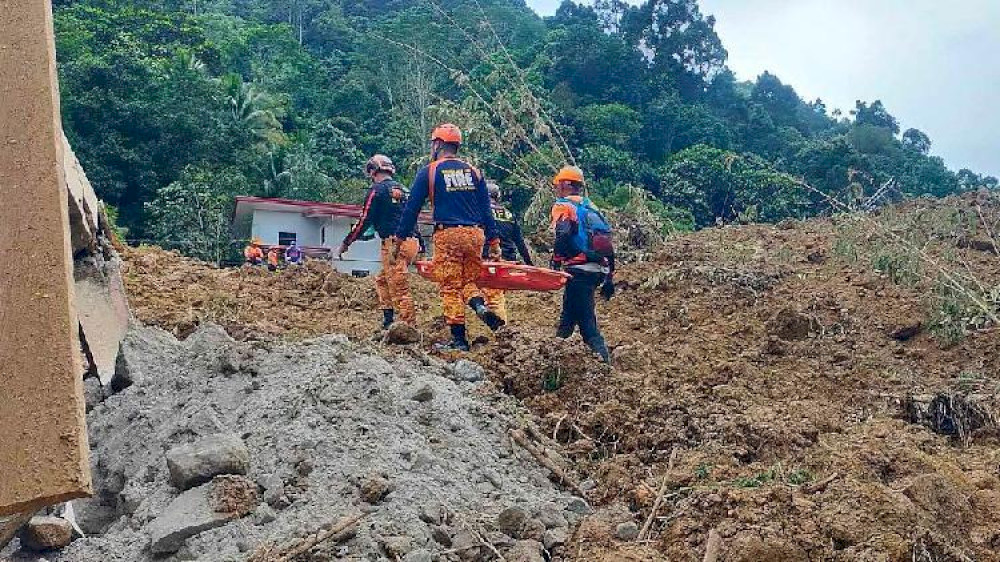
left=53, top=0, right=997, bottom=258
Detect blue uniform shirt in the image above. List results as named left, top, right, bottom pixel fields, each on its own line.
left=395, top=157, right=499, bottom=241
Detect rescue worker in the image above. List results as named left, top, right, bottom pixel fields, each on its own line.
left=550, top=166, right=615, bottom=362
left=285, top=243, right=304, bottom=265
left=267, top=246, right=281, bottom=271
left=481, top=181, right=533, bottom=323
left=244, top=239, right=264, bottom=265
left=392, top=123, right=503, bottom=351
left=339, top=154, right=421, bottom=328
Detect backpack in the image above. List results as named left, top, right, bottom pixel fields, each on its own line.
left=560, top=197, right=614, bottom=261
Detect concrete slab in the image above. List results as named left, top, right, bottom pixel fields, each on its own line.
left=0, top=0, right=92, bottom=516
left=75, top=257, right=130, bottom=386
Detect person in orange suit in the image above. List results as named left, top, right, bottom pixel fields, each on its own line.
left=244, top=239, right=264, bottom=265
left=391, top=124, right=503, bottom=351
left=339, top=154, right=421, bottom=328
left=266, top=246, right=281, bottom=271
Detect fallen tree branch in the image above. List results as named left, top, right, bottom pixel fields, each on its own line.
left=249, top=512, right=368, bottom=562
left=638, top=447, right=679, bottom=541
left=509, top=429, right=585, bottom=496
left=703, top=529, right=722, bottom=562
left=801, top=472, right=841, bottom=494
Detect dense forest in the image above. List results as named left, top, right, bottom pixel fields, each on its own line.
left=53, top=0, right=999, bottom=260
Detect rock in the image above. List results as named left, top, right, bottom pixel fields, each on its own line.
left=419, top=503, right=448, bottom=525
left=360, top=473, right=393, bottom=504
left=19, top=516, right=73, bottom=551
left=430, top=525, right=452, bottom=547
left=71, top=496, right=118, bottom=535
left=615, top=521, right=640, bottom=541
left=890, top=322, right=923, bottom=341
left=451, top=530, right=483, bottom=561
left=565, top=497, right=593, bottom=515
left=380, top=535, right=413, bottom=558
left=261, top=474, right=286, bottom=508
left=147, top=476, right=257, bottom=554
left=405, top=549, right=434, bottom=562
left=166, top=434, right=249, bottom=490
left=410, top=384, right=435, bottom=403
left=766, top=307, right=814, bottom=341
left=579, top=479, right=597, bottom=492
left=535, top=503, right=567, bottom=529
left=386, top=322, right=421, bottom=345
left=543, top=527, right=568, bottom=550
left=252, top=505, right=277, bottom=525
left=507, top=539, right=545, bottom=562
left=451, top=359, right=485, bottom=382
left=83, top=377, right=104, bottom=412
left=522, top=518, right=545, bottom=542
left=497, top=506, right=529, bottom=538
left=486, top=531, right=515, bottom=549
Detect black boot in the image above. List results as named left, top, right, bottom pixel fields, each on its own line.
left=468, top=297, right=505, bottom=331
left=382, top=309, right=395, bottom=330
left=586, top=336, right=611, bottom=363
left=435, top=324, right=471, bottom=352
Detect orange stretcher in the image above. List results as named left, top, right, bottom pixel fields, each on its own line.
left=415, top=261, right=571, bottom=291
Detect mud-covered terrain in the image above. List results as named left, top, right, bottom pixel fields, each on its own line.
left=117, top=193, right=1000, bottom=561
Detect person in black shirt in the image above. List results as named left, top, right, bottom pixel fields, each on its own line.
left=339, top=154, right=420, bottom=328
left=481, top=182, right=533, bottom=323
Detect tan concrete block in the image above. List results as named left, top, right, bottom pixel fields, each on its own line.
left=0, top=0, right=92, bottom=515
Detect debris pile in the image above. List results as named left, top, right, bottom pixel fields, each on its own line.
left=3, top=324, right=585, bottom=561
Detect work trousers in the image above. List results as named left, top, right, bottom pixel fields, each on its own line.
left=376, top=237, right=419, bottom=324
left=432, top=226, right=486, bottom=325
left=557, top=270, right=609, bottom=360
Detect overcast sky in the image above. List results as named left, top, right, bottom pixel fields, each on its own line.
left=526, top=0, right=999, bottom=178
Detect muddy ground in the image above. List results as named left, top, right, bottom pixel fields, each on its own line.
left=120, top=194, right=1000, bottom=561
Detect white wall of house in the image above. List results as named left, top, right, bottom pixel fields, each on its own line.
left=248, top=209, right=385, bottom=275
left=251, top=209, right=324, bottom=247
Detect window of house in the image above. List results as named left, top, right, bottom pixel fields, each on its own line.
left=278, top=232, right=297, bottom=246
left=321, top=227, right=326, bottom=245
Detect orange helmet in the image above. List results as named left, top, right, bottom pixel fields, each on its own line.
left=430, top=123, right=463, bottom=144
left=553, top=166, right=585, bottom=186
left=365, top=154, right=395, bottom=176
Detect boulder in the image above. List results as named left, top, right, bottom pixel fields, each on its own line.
left=451, top=530, right=483, bottom=561
left=410, top=384, right=435, bottom=403
left=615, top=521, right=640, bottom=541
left=451, top=359, right=485, bottom=382
left=166, top=434, right=250, bottom=490
left=506, top=539, right=545, bottom=562
left=360, top=473, right=393, bottom=504
left=497, top=506, right=529, bottom=538
left=535, top=503, right=567, bottom=529
left=386, top=322, right=420, bottom=345
left=19, top=516, right=73, bottom=551
left=147, top=476, right=257, bottom=554
left=542, top=527, right=568, bottom=550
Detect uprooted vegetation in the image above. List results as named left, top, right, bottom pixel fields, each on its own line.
left=71, top=194, right=1000, bottom=561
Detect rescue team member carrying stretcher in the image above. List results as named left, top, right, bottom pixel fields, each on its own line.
left=339, top=154, right=421, bottom=328
left=481, top=181, right=533, bottom=324
left=391, top=123, right=504, bottom=352
left=550, top=166, right=615, bottom=363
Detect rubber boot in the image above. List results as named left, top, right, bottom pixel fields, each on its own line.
left=435, top=324, right=471, bottom=352
left=468, top=297, right=505, bottom=331
left=382, top=309, right=395, bottom=330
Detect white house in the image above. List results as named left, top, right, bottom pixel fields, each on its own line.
left=232, top=196, right=432, bottom=275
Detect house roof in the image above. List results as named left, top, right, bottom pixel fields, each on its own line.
left=233, top=196, right=432, bottom=223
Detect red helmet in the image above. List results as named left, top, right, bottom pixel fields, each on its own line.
left=365, top=154, right=395, bottom=176
left=430, top=123, right=463, bottom=144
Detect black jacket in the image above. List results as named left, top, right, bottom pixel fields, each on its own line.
left=482, top=203, right=533, bottom=264
left=343, top=179, right=416, bottom=245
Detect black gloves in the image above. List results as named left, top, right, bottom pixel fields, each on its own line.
left=600, top=278, right=615, bottom=301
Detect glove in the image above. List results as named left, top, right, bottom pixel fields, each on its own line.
left=488, top=239, right=502, bottom=260
left=337, top=243, right=348, bottom=260
left=600, top=278, right=615, bottom=301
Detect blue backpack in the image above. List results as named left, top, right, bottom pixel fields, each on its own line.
left=559, top=197, right=614, bottom=261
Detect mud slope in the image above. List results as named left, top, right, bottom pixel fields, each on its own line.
left=121, top=194, right=1000, bottom=561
